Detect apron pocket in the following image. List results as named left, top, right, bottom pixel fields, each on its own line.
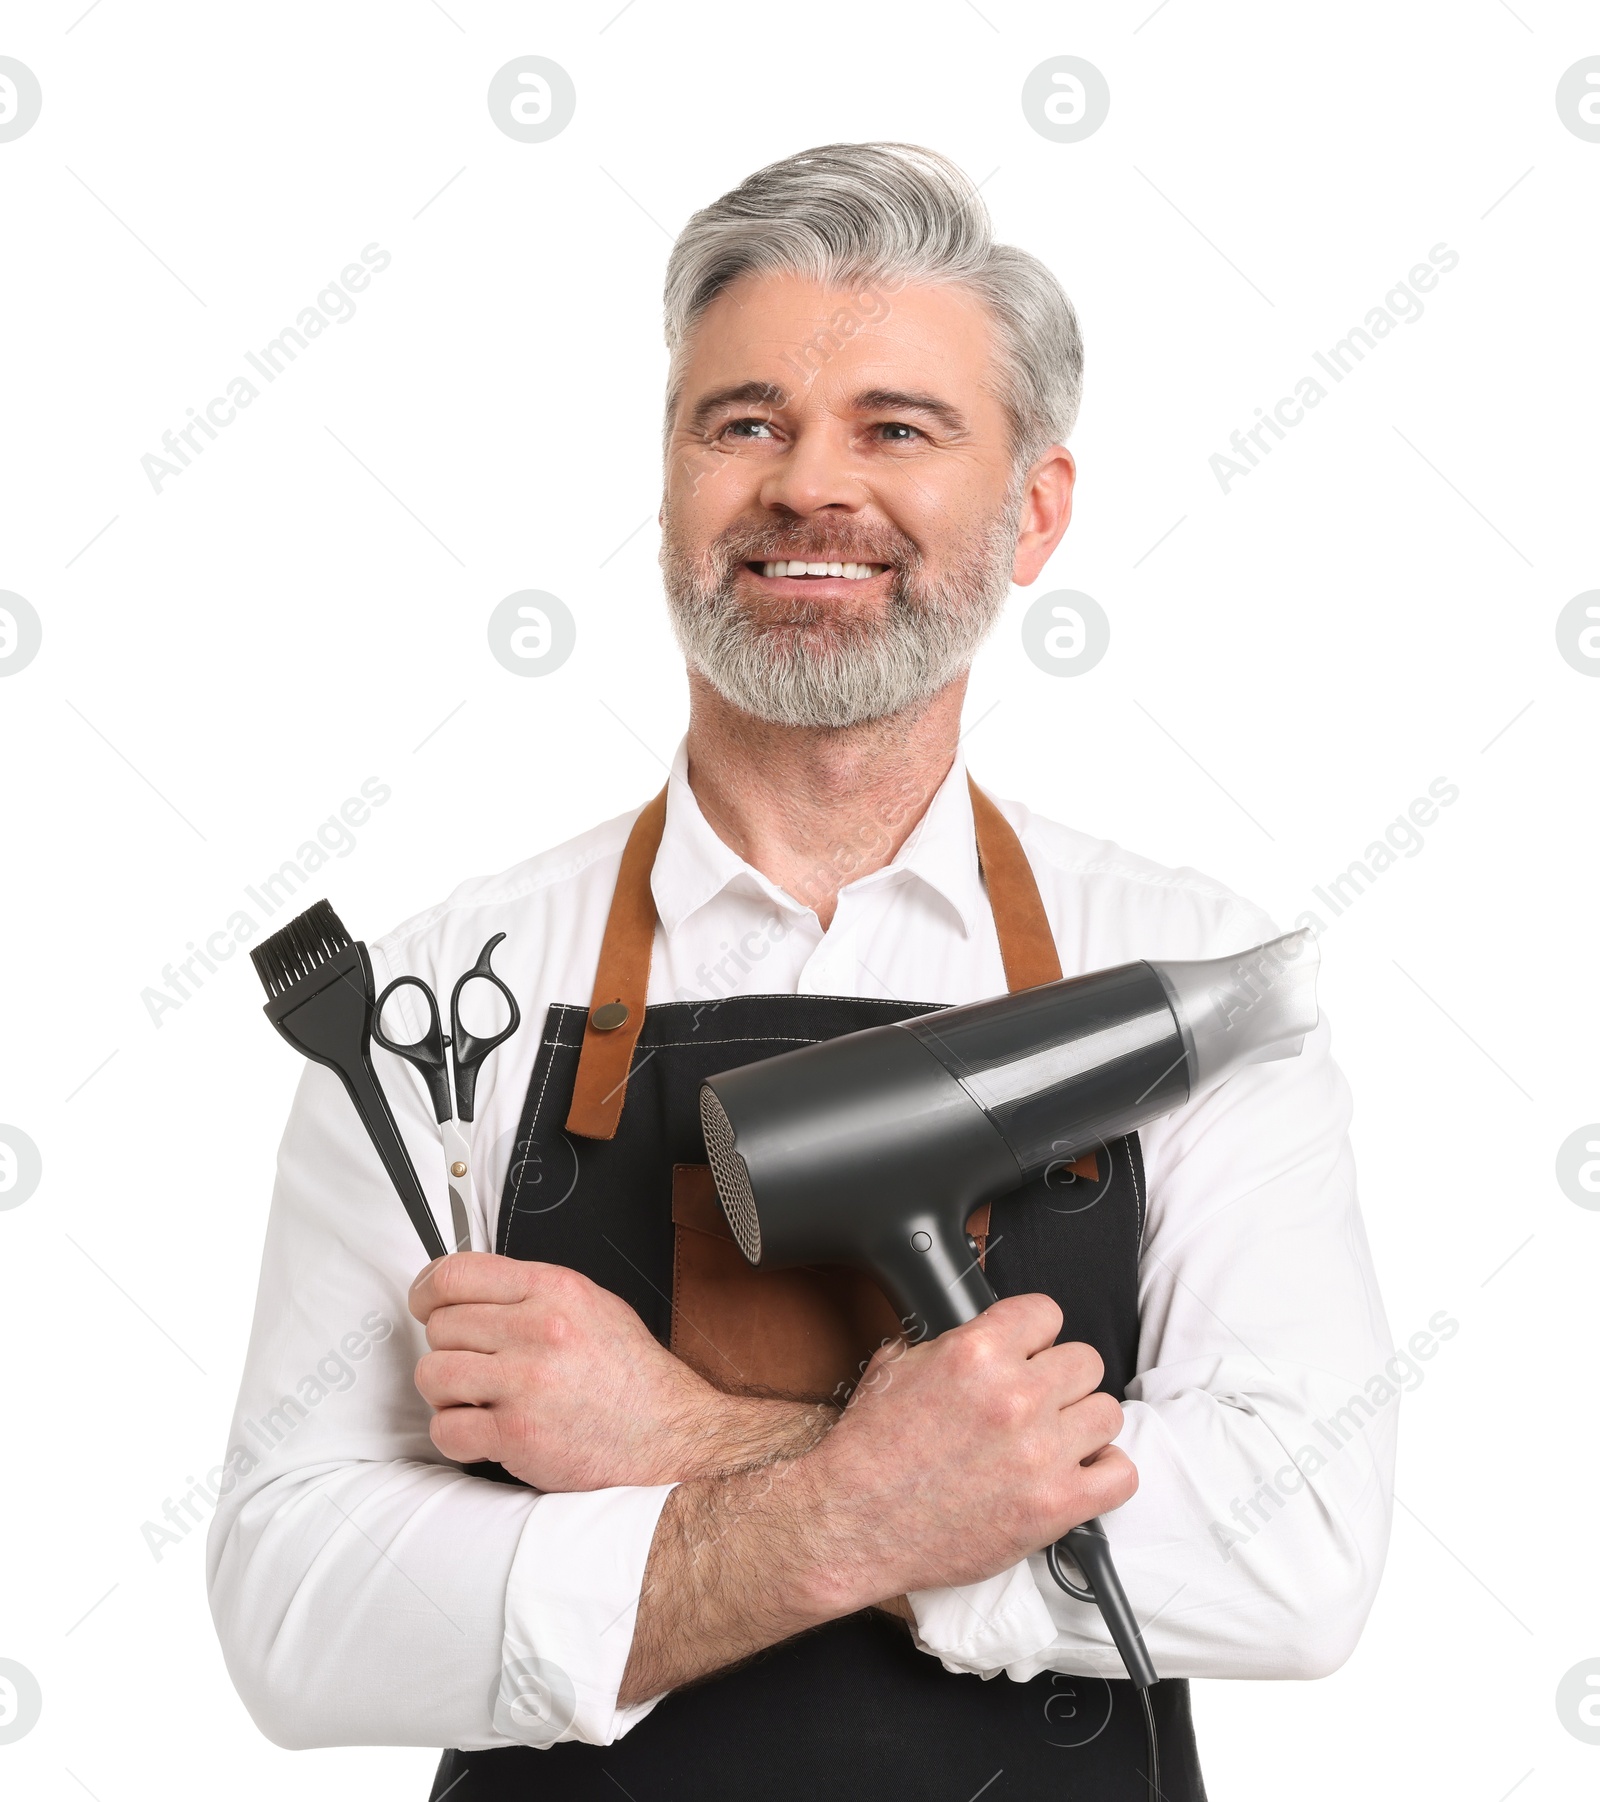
left=669, top=1163, right=991, bottom=1403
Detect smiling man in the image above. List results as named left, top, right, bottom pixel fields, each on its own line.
left=209, top=144, right=1394, bottom=1802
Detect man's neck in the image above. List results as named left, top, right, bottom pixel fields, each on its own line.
left=683, top=671, right=969, bottom=929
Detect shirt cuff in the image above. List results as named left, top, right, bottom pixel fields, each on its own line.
left=496, top=1482, right=677, bottom=1746
left=905, top=1557, right=1060, bottom=1676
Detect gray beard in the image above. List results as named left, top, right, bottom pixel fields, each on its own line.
left=660, top=494, right=1022, bottom=731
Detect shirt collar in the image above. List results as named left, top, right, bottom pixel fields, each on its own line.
left=650, top=739, right=987, bottom=938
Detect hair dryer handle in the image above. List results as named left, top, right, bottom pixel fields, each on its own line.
left=884, top=1234, right=1160, bottom=1694
left=1047, top=1519, right=1157, bottom=1691
left=882, top=1219, right=1001, bottom=1339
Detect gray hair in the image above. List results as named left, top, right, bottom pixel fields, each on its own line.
left=662, top=142, right=1084, bottom=471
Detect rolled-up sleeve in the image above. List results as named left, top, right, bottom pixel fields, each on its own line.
left=909, top=904, right=1396, bottom=1683
left=206, top=1054, right=675, bottom=1749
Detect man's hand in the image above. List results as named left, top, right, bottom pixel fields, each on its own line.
left=408, top=1252, right=834, bottom=1491
left=796, top=1291, right=1135, bottom=1601
left=619, top=1292, right=1134, bottom=1704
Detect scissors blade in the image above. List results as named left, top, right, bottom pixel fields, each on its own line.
left=440, top=1117, right=477, bottom=1254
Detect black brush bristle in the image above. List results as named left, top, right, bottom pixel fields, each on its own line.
left=249, top=899, right=354, bottom=1000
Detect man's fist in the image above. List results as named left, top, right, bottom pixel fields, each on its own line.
left=791, top=1291, right=1137, bottom=1609
left=408, top=1253, right=831, bottom=1491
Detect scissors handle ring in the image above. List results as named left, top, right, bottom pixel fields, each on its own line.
left=450, top=932, right=522, bottom=1123
left=373, top=974, right=452, bottom=1123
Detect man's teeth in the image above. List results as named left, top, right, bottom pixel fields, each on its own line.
left=759, top=560, right=886, bottom=579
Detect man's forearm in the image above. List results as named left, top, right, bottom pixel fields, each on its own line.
left=619, top=1298, right=1140, bottom=1708
left=686, top=1393, right=837, bottom=1478
left=618, top=1450, right=862, bottom=1707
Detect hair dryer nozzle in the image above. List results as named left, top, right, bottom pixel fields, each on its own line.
left=1150, top=927, right=1320, bottom=1092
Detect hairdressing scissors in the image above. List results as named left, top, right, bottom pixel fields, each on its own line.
left=373, top=933, right=522, bottom=1254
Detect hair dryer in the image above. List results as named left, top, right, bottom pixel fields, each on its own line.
left=699, top=927, right=1319, bottom=1695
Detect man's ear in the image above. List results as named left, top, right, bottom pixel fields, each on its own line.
left=1010, top=447, right=1075, bottom=587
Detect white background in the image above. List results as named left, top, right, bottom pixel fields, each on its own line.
left=1, top=1, right=1596, bottom=1797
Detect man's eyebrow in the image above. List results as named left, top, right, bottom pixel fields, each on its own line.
left=851, top=388, right=969, bottom=434
left=684, top=380, right=971, bottom=437
left=684, top=381, right=788, bottom=434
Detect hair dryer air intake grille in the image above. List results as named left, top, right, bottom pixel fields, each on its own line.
left=700, top=1087, right=761, bottom=1262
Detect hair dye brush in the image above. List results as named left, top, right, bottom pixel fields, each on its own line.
left=250, top=899, right=448, bottom=1261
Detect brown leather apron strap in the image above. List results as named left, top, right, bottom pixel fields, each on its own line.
left=564, top=786, right=668, bottom=1140
left=967, top=774, right=1064, bottom=989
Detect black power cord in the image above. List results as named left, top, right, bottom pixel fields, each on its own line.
left=1137, top=1685, right=1161, bottom=1802
left=1045, top=1539, right=1160, bottom=1802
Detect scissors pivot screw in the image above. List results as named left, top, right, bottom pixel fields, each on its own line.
left=450, top=1160, right=468, bottom=1178
left=590, top=1002, right=630, bottom=1032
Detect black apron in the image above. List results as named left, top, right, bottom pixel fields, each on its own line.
left=430, top=784, right=1206, bottom=1802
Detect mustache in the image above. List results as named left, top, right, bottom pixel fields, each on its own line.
left=708, top=527, right=920, bottom=569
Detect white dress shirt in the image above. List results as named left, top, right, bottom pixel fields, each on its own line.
left=207, top=742, right=1395, bottom=1751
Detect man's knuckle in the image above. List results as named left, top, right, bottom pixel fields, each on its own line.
left=532, top=1306, right=572, bottom=1349
left=1051, top=1339, right=1100, bottom=1394
left=946, top=1329, right=994, bottom=1380
left=1079, top=1393, right=1121, bottom=1440
left=982, top=1384, right=1031, bottom=1432
left=432, top=1256, right=476, bottom=1304
left=1009, top=1291, right=1063, bottom=1339
left=1085, top=1451, right=1137, bottom=1510
left=530, top=1261, right=580, bottom=1301
left=429, top=1409, right=466, bottom=1458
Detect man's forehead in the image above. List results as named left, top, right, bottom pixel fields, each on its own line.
left=678, top=269, right=1001, bottom=421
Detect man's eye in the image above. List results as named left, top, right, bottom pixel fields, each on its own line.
left=721, top=417, right=778, bottom=441
left=875, top=422, right=923, bottom=442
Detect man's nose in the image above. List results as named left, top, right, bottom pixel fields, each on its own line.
left=756, top=423, right=868, bottom=517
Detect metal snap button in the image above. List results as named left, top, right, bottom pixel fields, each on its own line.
left=590, top=1001, right=630, bottom=1032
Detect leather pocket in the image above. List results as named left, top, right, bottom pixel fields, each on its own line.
left=669, top=1163, right=1007, bottom=1404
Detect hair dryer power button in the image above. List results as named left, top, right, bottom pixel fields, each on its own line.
left=910, top=1231, right=932, bottom=1252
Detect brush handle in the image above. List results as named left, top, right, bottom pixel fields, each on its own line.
left=333, top=1058, right=449, bottom=1262
left=264, top=939, right=451, bottom=1265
